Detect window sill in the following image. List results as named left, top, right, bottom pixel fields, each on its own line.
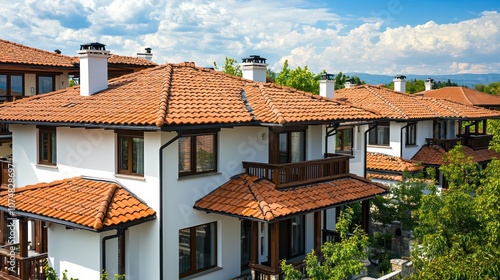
left=405, top=144, right=418, bottom=147
left=36, top=164, right=58, bottom=170
left=367, top=145, right=392, bottom=149
left=114, top=173, right=145, bottom=181
left=180, top=266, right=222, bottom=280
left=178, top=172, right=222, bottom=181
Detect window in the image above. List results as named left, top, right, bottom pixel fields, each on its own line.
left=37, top=75, right=55, bottom=94
left=117, top=131, right=144, bottom=176
left=406, top=123, right=417, bottom=146
left=38, top=127, right=56, bottom=165
left=433, top=120, right=447, bottom=139
left=335, top=127, right=353, bottom=155
left=275, top=215, right=305, bottom=260
left=179, top=222, right=217, bottom=277
left=279, top=131, right=305, bottom=163
left=368, top=122, right=390, bottom=146
left=0, top=73, right=24, bottom=100
left=178, top=132, right=217, bottom=176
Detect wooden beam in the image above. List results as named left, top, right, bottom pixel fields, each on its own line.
left=118, top=230, right=126, bottom=276
left=362, top=200, right=370, bottom=233
left=19, top=218, right=29, bottom=280
left=250, top=221, right=258, bottom=265
left=314, top=212, right=321, bottom=254
left=269, top=222, right=279, bottom=271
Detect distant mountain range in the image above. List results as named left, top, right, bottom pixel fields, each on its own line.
left=344, top=73, right=500, bottom=89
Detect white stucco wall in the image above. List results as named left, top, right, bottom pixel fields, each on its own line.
left=402, top=120, right=433, bottom=160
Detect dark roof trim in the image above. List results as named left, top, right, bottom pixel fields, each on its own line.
left=1, top=121, right=161, bottom=131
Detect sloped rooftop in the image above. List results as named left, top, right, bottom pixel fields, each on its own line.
left=367, top=152, right=423, bottom=172
left=412, top=145, right=500, bottom=165
left=335, top=85, right=500, bottom=120
left=0, top=62, right=379, bottom=127
left=0, top=176, right=156, bottom=231
left=194, top=173, right=389, bottom=222
left=419, top=86, right=500, bottom=107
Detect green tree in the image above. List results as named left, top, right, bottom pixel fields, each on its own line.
left=371, top=171, right=431, bottom=231
left=281, top=207, right=369, bottom=280
left=213, top=57, right=242, bottom=77
left=410, top=146, right=500, bottom=279
left=475, top=82, right=500, bottom=95
left=275, top=60, right=320, bottom=94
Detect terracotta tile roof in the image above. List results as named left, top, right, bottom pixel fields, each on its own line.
left=366, top=173, right=403, bottom=182
left=0, top=176, right=155, bottom=231
left=335, top=85, right=500, bottom=120
left=194, top=173, right=389, bottom=222
left=0, top=62, right=379, bottom=127
left=419, top=87, right=500, bottom=107
left=70, top=54, right=157, bottom=66
left=367, top=152, right=423, bottom=172
left=412, top=145, right=500, bottom=165
left=0, top=39, right=74, bottom=67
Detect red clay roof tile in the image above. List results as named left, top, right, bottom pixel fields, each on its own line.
left=0, top=176, right=155, bottom=231
left=0, top=63, right=380, bottom=127
left=420, top=87, right=500, bottom=107
left=367, top=152, right=423, bottom=172
left=194, top=173, right=389, bottom=222
left=412, top=145, right=500, bottom=165
left=335, top=85, right=500, bottom=120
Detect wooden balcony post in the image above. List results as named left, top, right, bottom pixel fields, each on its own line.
left=19, top=218, right=29, bottom=280
left=314, top=212, right=321, bottom=254
left=269, top=222, right=279, bottom=271
left=118, top=229, right=126, bottom=276
left=361, top=200, right=370, bottom=233
left=250, top=221, right=258, bottom=265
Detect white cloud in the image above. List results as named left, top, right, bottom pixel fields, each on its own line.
left=0, top=1, right=498, bottom=75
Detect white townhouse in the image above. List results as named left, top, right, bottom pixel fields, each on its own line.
left=334, top=76, right=500, bottom=186
left=0, top=46, right=389, bottom=280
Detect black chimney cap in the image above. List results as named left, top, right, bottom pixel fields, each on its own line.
left=395, top=74, right=406, bottom=80
left=54, top=49, right=61, bottom=54
left=145, top=47, right=152, bottom=54
left=320, top=73, right=335, bottom=80
left=425, top=77, right=434, bottom=82
left=242, top=55, right=267, bottom=64
left=80, top=42, right=106, bottom=51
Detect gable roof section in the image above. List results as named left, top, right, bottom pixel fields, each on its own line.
left=194, top=173, right=389, bottom=222
left=420, top=87, right=500, bottom=107
left=335, top=85, right=500, bottom=120
left=367, top=152, right=423, bottom=172
left=70, top=54, right=157, bottom=67
left=0, top=39, right=74, bottom=67
left=0, top=176, right=156, bottom=231
left=0, top=62, right=379, bottom=128
left=412, top=145, right=500, bottom=165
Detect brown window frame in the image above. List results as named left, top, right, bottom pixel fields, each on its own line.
left=335, top=127, right=354, bottom=155
left=179, top=222, right=218, bottom=278
left=433, top=120, right=447, bottom=139
left=0, top=73, right=24, bottom=100
left=117, top=131, right=144, bottom=176
left=406, top=123, right=417, bottom=146
left=178, top=131, right=218, bottom=177
left=368, top=122, right=390, bottom=146
left=38, top=126, right=56, bottom=165
left=36, top=74, right=55, bottom=95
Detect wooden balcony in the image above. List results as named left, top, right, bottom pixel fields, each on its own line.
left=243, top=156, right=350, bottom=188
left=425, top=138, right=463, bottom=151
left=458, top=134, right=493, bottom=150
left=0, top=159, right=12, bottom=191
left=0, top=244, right=46, bottom=280
left=250, top=260, right=306, bottom=280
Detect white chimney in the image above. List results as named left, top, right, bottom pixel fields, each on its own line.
left=137, top=47, right=153, bottom=61
left=319, top=73, right=335, bottom=99
left=393, top=74, right=406, bottom=92
left=241, top=55, right=267, bottom=83
left=344, top=79, right=354, bottom=89
left=78, top=42, right=110, bottom=96
left=425, top=77, right=434, bottom=91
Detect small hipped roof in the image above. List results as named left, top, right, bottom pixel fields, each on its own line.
left=0, top=176, right=156, bottom=232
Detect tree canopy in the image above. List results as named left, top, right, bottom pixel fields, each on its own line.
left=213, top=57, right=242, bottom=77
left=410, top=145, right=500, bottom=279
left=281, top=207, right=369, bottom=280
left=475, top=82, right=500, bottom=95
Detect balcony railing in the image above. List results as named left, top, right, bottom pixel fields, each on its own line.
left=243, top=156, right=350, bottom=188
left=425, top=138, right=463, bottom=151
left=458, top=134, right=493, bottom=150
left=250, top=260, right=307, bottom=280
left=0, top=244, right=47, bottom=280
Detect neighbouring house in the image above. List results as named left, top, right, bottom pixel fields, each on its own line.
left=0, top=45, right=390, bottom=280
left=334, top=75, right=500, bottom=187
left=417, top=85, right=500, bottom=110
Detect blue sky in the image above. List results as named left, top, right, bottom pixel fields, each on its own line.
left=0, top=0, right=499, bottom=75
